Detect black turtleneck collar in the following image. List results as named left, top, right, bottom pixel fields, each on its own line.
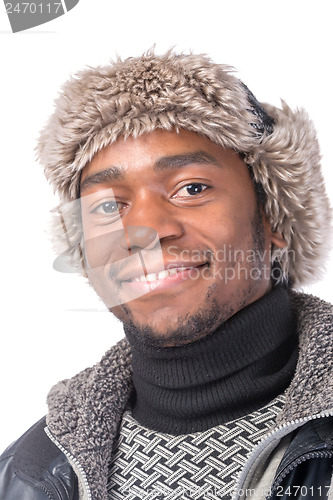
left=124, top=285, right=298, bottom=436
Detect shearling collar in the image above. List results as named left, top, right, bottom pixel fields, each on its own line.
left=46, top=291, right=333, bottom=500
left=277, top=291, right=333, bottom=424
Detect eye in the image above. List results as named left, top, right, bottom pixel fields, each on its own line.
left=173, top=183, right=209, bottom=198
left=95, top=201, right=118, bottom=214
left=93, top=200, right=126, bottom=216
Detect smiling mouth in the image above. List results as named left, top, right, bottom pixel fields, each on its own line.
left=120, top=263, right=210, bottom=285
left=130, top=266, right=193, bottom=283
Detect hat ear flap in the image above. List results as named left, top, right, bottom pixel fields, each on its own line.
left=249, top=101, right=332, bottom=287
left=49, top=203, right=85, bottom=275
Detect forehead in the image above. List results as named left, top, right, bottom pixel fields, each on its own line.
left=82, top=130, right=224, bottom=173
left=80, top=129, right=251, bottom=194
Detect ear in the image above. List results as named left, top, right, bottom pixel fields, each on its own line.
left=270, top=231, right=287, bottom=249
left=261, top=209, right=287, bottom=249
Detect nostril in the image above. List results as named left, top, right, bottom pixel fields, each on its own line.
left=123, top=226, right=159, bottom=251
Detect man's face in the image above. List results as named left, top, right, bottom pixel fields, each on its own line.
left=80, top=129, right=282, bottom=346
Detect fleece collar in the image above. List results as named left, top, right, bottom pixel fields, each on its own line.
left=46, top=291, right=333, bottom=500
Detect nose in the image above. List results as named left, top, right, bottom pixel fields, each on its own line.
left=119, top=226, right=159, bottom=251
left=119, top=198, right=184, bottom=251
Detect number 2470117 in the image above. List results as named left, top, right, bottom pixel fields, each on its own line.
left=5, top=3, right=62, bottom=14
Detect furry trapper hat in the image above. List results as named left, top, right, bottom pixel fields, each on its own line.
left=37, top=49, right=332, bottom=287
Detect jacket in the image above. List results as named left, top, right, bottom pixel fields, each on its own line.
left=1, top=290, right=333, bottom=500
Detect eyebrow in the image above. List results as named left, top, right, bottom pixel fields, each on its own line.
left=80, top=150, right=221, bottom=195
left=80, top=166, right=124, bottom=194
left=155, top=151, right=221, bottom=171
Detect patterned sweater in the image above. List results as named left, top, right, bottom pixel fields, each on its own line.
left=108, top=395, right=286, bottom=499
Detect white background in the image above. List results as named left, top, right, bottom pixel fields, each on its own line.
left=0, top=0, right=332, bottom=451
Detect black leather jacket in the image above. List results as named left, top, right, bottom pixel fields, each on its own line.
left=0, top=418, right=78, bottom=499
left=0, top=414, right=332, bottom=499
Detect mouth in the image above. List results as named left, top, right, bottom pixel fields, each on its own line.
left=130, top=266, right=194, bottom=283
left=116, top=262, right=210, bottom=296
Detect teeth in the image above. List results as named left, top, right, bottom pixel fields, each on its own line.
left=133, top=267, right=188, bottom=282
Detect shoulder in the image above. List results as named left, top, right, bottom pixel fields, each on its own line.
left=0, top=418, right=77, bottom=499
left=288, top=289, right=332, bottom=323
left=288, top=289, right=332, bottom=348
left=278, top=290, right=333, bottom=425
left=271, top=417, right=333, bottom=497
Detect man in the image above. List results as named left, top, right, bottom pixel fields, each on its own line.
left=0, top=50, right=332, bottom=499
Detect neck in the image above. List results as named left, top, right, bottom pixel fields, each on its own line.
left=124, top=285, right=298, bottom=435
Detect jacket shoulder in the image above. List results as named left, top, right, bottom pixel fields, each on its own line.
left=0, top=417, right=78, bottom=499
left=270, top=417, right=333, bottom=499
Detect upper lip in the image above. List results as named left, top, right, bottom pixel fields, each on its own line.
left=114, top=261, right=208, bottom=282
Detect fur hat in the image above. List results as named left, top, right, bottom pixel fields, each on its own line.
left=37, top=49, right=332, bottom=287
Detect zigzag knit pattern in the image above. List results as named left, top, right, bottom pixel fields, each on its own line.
left=108, top=395, right=285, bottom=500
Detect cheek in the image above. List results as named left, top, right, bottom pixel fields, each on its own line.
left=84, top=232, right=113, bottom=270
left=196, top=205, right=252, bottom=250
left=82, top=223, right=129, bottom=270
